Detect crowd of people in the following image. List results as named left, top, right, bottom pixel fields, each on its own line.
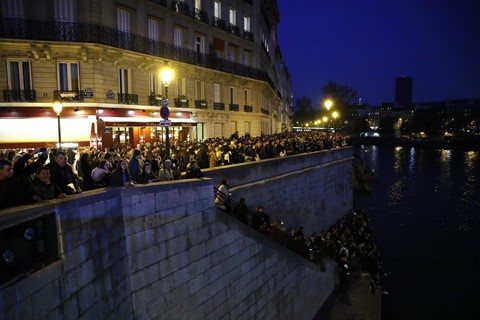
left=215, top=191, right=385, bottom=294
left=0, top=131, right=350, bottom=210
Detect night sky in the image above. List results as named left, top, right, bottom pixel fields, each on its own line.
left=276, top=0, right=480, bottom=107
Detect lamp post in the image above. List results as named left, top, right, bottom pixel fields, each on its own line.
left=332, top=111, right=339, bottom=132
left=324, top=99, right=333, bottom=111
left=52, top=99, right=63, bottom=150
left=160, top=67, right=173, bottom=159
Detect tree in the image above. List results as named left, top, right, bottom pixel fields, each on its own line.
left=321, top=81, right=358, bottom=113
left=293, top=96, right=318, bottom=126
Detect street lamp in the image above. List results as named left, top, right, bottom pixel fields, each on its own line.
left=160, top=66, right=173, bottom=159
left=52, top=99, right=63, bottom=150
left=324, top=99, right=333, bottom=111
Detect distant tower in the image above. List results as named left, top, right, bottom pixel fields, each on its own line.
left=395, top=76, right=413, bottom=107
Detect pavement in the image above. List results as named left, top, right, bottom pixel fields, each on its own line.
left=313, top=274, right=382, bottom=320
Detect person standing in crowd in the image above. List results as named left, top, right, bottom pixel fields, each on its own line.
left=184, top=160, right=204, bottom=179
left=110, top=160, right=135, bottom=187
left=214, top=178, right=231, bottom=212
left=31, top=166, right=67, bottom=200
left=137, top=162, right=159, bottom=184
left=76, top=151, right=95, bottom=191
left=128, top=149, right=143, bottom=183
left=158, top=159, right=175, bottom=181
left=47, top=151, right=82, bottom=195
left=0, top=159, right=35, bottom=209
left=91, top=160, right=112, bottom=188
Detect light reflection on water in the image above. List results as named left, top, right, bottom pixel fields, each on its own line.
left=354, top=145, right=480, bottom=320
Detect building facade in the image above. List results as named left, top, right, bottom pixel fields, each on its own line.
left=0, top=0, right=293, bottom=149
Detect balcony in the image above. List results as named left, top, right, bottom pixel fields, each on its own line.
left=244, top=105, right=253, bottom=112
left=3, top=89, right=36, bottom=102
left=213, top=102, right=225, bottom=110
left=150, top=0, right=167, bottom=6
left=148, top=94, right=166, bottom=106
left=194, top=9, right=209, bottom=24
left=229, top=104, right=239, bottom=111
left=118, top=93, right=138, bottom=105
left=172, top=0, right=191, bottom=17
left=194, top=100, right=208, bottom=109
left=261, top=108, right=270, bottom=115
left=0, top=18, right=275, bottom=91
left=54, top=90, right=84, bottom=102
left=212, top=17, right=227, bottom=31
left=174, top=96, right=189, bottom=108
left=228, top=24, right=241, bottom=37
left=243, top=30, right=254, bottom=42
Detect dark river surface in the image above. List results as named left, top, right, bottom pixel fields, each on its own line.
left=353, top=145, right=480, bottom=320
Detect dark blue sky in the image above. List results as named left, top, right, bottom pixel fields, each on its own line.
left=276, top=0, right=480, bottom=107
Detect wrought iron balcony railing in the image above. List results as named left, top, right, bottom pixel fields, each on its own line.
left=228, top=24, right=241, bottom=37
left=261, top=108, right=270, bottom=115
left=118, top=93, right=138, bottom=105
left=244, top=105, right=253, bottom=112
left=212, top=17, right=227, bottom=31
left=3, top=89, right=36, bottom=102
left=0, top=18, right=275, bottom=91
left=213, top=102, right=225, bottom=110
left=54, top=90, right=84, bottom=102
left=243, top=30, right=254, bottom=42
left=149, top=94, right=166, bottom=106
left=194, top=100, right=208, bottom=109
left=172, top=0, right=191, bottom=17
left=229, top=104, right=239, bottom=111
left=194, top=9, right=209, bottom=24
left=174, top=97, right=189, bottom=107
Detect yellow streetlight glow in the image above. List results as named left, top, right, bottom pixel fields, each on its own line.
left=52, top=99, right=63, bottom=114
left=160, top=67, right=173, bottom=86
left=324, top=99, right=333, bottom=110
left=322, top=116, right=328, bottom=122
left=332, top=111, right=339, bottom=119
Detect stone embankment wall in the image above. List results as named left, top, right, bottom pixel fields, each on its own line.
left=0, top=148, right=353, bottom=319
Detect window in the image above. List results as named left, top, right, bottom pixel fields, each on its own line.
left=118, top=68, right=131, bottom=95
left=149, top=73, right=159, bottom=95
left=2, top=0, right=26, bottom=18
left=117, top=8, right=130, bottom=33
left=176, top=77, right=186, bottom=96
left=7, top=60, right=32, bottom=92
left=244, top=16, right=250, bottom=32
left=195, top=0, right=201, bottom=10
left=148, top=18, right=159, bottom=41
left=195, top=81, right=205, bottom=100
left=229, top=8, right=236, bottom=25
left=244, top=89, right=249, bottom=105
left=54, top=0, right=76, bottom=22
left=195, top=34, right=205, bottom=55
left=229, top=87, right=237, bottom=104
left=214, top=1, right=221, bottom=18
left=57, top=62, right=79, bottom=91
left=214, top=83, right=221, bottom=102
left=228, top=45, right=238, bottom=63
left=174, top=26, right=183, bottom=48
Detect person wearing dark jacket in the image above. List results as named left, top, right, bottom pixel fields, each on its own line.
left=184, top=160, right=204, bottom=179
left=46, top=151, right=82, bottom=195
left=31, top=166, right=67, bottom=200
left=0, top=159, right=35, bottom=209
left=110, top=160, right=135, bottom=187
left=137, top=162, right=158, bottom=184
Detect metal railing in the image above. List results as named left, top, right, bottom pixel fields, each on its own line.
left=0, top=18, right=275, bottom=90
left=118, top=93, right=138, bottom=105
left=213, top=102, right=225, bottom=110
left=3, top=89, right=36, bottom=102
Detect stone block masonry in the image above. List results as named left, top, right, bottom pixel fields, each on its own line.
left=0, top=148, right=353, bottom=319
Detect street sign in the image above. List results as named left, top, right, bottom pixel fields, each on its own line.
left=160, top=106, right=170, bottom=120
left=160, top=120, right=172, bottom=127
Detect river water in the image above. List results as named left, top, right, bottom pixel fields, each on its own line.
left=353, top=145, right=480, bottom=320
